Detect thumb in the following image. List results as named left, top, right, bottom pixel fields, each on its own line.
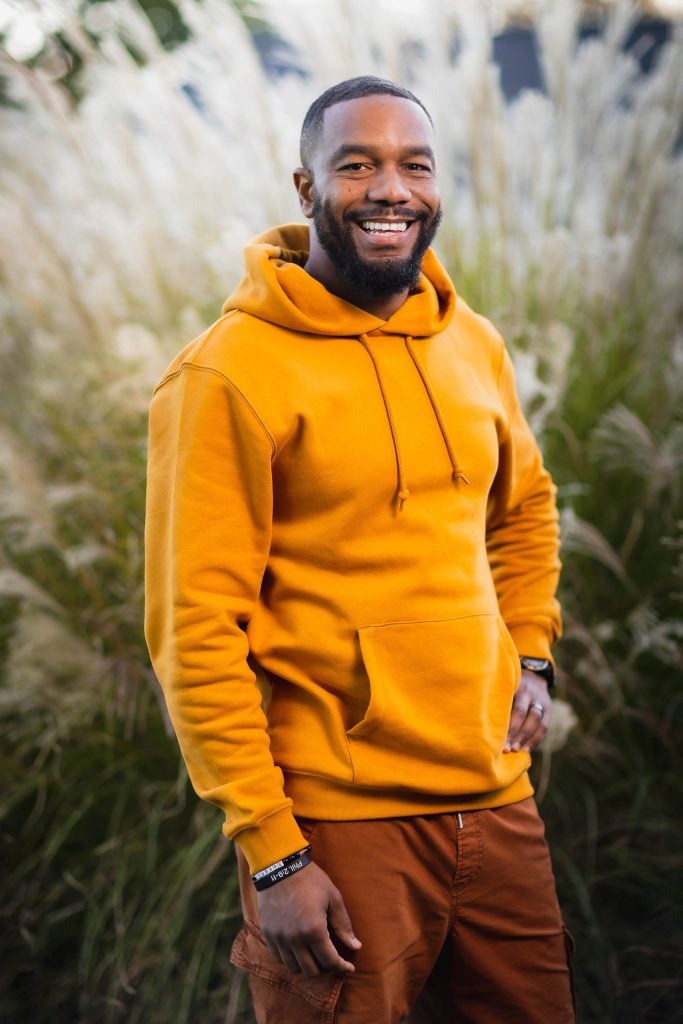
left=328, top=886, right=362, bottom=950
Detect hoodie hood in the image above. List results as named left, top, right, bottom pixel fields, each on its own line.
left=223, top=223, right=464, bottom=512
left=222, top=223, right=456, bottom=337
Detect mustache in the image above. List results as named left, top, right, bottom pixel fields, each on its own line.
left=344, top=208, right=430, bottom=224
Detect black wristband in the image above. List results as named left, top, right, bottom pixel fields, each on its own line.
left=252, top=847, right=312, bottom=891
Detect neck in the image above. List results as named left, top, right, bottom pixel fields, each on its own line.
left=304, top=239, right=409, bottom=321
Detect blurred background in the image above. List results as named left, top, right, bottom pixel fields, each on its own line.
left=1, top=0, right=681, bottom=1021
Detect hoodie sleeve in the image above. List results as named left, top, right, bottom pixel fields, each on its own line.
left=144, top=362, right=307, bottom=873
left=486, top=346, right=562, bottom=662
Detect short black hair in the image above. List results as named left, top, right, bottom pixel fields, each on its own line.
left=299, top=76, right=433, bottom=167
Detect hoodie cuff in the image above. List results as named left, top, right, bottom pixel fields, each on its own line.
left=230, top=807, right=308, bottom=875
left=507, top=623, right=555, bottom=666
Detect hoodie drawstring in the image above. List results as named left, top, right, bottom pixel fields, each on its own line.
left=404, top=337, right=470, bottom=487
left=358, top=333, right=469, bottom=512
left=358, top=334, right=411, bottom=511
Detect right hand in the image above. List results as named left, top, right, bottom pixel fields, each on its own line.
left=257, top=861, right=362, bottom=978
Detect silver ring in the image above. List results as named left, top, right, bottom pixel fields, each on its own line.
left=528, top=701, right=545, bottom=719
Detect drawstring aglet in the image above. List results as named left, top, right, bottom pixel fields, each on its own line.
left=397, top=488, right=410, bottom=511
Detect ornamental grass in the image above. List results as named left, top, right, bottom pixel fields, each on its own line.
left=1, top=1, right=681, bottom=1021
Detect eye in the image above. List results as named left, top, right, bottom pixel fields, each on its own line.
left=339, top=162, right=370, bottom=172
left=405, top=162, right=432, bottom=173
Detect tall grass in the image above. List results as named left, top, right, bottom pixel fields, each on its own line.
left=1, top=1, right=681, bottom=1021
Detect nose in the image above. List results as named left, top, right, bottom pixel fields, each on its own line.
left=366, top=165, right=412, bottom=205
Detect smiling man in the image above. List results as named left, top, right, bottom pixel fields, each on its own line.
left=298, top=90, right=442, bottom=316
left=145, top=77, right=575, bottom=1023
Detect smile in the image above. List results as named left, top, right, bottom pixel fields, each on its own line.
left=359, top=221, right=411, bottom=234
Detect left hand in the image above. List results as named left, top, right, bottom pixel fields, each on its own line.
left=504, top=669, right=551, bottom=754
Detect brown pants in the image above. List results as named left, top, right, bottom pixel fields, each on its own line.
left=231, top=797, right=575, bottom=1023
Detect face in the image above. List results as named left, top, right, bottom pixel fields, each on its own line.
left=296, top=95, right=442, bottom=303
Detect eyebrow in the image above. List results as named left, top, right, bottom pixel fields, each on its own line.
left=329, top=143, right=436, bottom=164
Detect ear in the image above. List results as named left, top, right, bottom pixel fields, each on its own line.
left=293, top=167, right=315, bottom=219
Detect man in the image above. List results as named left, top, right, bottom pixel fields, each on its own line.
left=145, top=76, right=575, bottom=1023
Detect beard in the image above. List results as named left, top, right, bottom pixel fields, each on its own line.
left=311, top=195, right=442, bottom=302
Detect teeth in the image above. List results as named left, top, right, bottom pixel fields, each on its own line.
left=360, top=221, right=408, bottom=233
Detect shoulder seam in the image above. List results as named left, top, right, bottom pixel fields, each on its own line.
left=155, top=361, right=277, bottom=458
left=154, top=313, right=239, bottom=390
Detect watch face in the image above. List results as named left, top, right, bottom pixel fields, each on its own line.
left=521, top=657, right=550, bottom=671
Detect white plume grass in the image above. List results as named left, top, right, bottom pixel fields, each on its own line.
left=1, top=2, right=682, bottom=1019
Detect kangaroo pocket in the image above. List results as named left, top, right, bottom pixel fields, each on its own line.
left=346, top=614, right=524, bottom=793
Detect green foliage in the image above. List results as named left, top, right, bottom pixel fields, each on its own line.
left=535, top=314, right=682, bottom=1023
left=1, top=709, right=251, bottom=1024
left=0, top=347, right=252, bottom=1023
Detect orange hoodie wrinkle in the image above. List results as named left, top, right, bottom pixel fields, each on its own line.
left=145, top=225, right=562, bottom=873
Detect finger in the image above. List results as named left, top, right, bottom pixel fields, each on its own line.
left=263, top=935, right=285, bottom=966
left=291, top=945, right=323, bottom=978
left=522, top=719, right=547, bottom=753
left=510, top=706, right=549, bottom=752
left=328, top=887, right=362, bottom=951
left=522, top=703, right=551, bottom=752
left=505, top=701, right=530, bottom=750
left=309, top=931, right=356, bottom=974
left=275, top=942, right=302, bottom=975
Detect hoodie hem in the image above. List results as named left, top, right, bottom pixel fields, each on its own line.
left=283, top=770, right=534, bottom=821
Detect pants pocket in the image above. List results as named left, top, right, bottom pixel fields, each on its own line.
left=230, top=920, right=344, bottom=1024
left=296, top=816, right=320, bottom=847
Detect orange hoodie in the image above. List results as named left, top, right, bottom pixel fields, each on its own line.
left=145, top=224, right=561, bottom=874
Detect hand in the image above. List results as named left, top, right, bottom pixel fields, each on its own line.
left=257, top=860, right=362, bottom=978
left=504, top=669, right=551, bottom=754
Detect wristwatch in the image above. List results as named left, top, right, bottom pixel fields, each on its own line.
left=519, top=656, right=555, bottom=690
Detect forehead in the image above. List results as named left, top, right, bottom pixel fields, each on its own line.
left=318, top=94, right=435, bottom=161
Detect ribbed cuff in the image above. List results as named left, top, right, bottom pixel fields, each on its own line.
left=507, top=623, right=555, bottom=665
left=232, top=806, right=308, bottom=875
